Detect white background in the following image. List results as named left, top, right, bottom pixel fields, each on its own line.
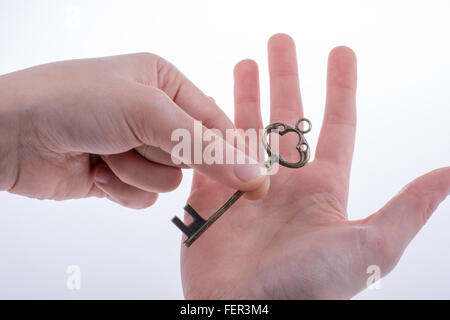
left=0, top=0, right=449, bottom=299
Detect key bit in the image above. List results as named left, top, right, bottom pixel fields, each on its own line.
left=172, top=190, right=245, bottom=247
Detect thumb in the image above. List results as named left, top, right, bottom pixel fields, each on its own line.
left=362, top=167, right=450, bottom=273
left=125, top=84, right=268, bottom=193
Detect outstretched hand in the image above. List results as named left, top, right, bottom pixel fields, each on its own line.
left=181, top=34, right=450, bottom=299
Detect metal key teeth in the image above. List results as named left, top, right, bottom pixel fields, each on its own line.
left=171, top=205, right=206, bottom=240
left=172, top=190, right=246, bottom=247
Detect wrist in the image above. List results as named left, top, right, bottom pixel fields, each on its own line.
left=0, top=76, right=20, bottom=191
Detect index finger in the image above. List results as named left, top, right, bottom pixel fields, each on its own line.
left=128, top=84, right=268, bottom=193
left=155, top=56, right=235, bottom=135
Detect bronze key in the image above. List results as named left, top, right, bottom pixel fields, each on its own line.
left=172, top=118, right=312, bottom=247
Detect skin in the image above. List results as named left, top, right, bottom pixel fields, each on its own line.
left=181, top=34, right=450, bottom=299
left=0, top=53, right=268, bottom=209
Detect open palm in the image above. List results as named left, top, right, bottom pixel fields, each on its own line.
left=180, top=34, right=450, bottom=299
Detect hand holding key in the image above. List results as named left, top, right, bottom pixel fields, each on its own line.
left=0, top=52, right=268, bottom=207
left=180, top=34, right=450, bottom=299
left=172, top=118, right=312, bottom=247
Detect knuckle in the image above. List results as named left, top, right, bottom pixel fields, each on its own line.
left=400, top=182, right=438, bottom=225
left=128, top=88, right=167, bottom=146
left=157, top=63, right=184, bottom=99
left=133, top=52, right=158, bottom=62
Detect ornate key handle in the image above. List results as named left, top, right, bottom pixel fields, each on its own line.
left=262, top=118, right=311, bottom=169
left=172, top=118, right=312, bottom=247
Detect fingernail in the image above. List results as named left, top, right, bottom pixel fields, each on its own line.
left=233, top=158, right=264, bottom=182
left=94, top=165, right=112, bottom=184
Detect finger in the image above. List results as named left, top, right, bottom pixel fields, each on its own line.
left=125, top=83, right=267, bottom=193
left=268, top=34, right=303, bottom=122
left=159, top=65, right=270, bottom=197
left=93, top=164, right=158, bottom=209
left=362, top=167, right=450, bottom=272
left=190, top=97, right=217, bottom=190
left=136, top=145, right=189, bottom=168
left=315, top=46, right=357, bottom=179
left=234, top=59, right=263, bottom=132
left=233, top=59, right=268, bottom=199
left=155, top=56, right=235, bottom=134
left=189, top=94, right=258, bottom=192
left=234, top=59, right=264, bottom=160
left=101, top=150, right=182, bottom=193
left=268, top=34, right=303, bottom=160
